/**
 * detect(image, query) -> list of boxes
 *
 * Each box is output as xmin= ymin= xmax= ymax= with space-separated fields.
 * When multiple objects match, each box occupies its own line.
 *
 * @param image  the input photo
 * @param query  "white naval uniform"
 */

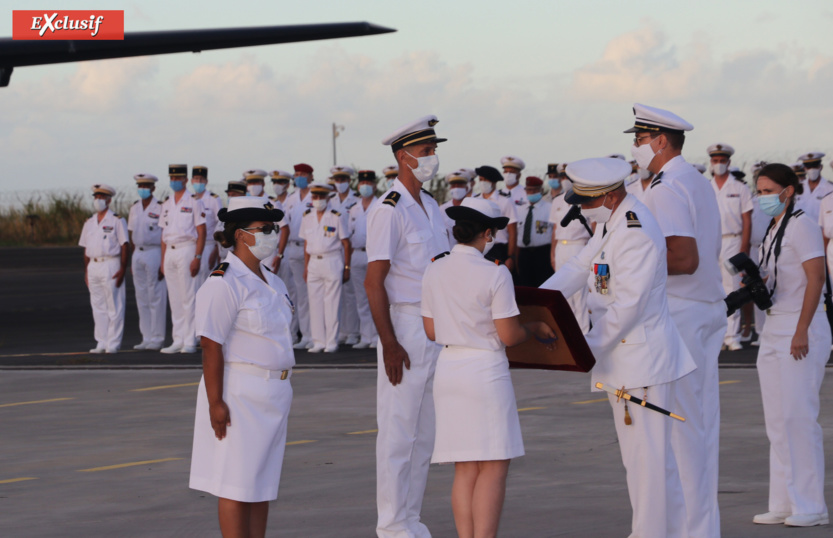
xmin=127 ymin=198 xmax=167 ymax=347
xmin=541 ymin=194 xmax=694 ymax=538
xmin=160 ymin=190 xmax=206 ymax=348
xmin=625 ymin=175 xmax=651 ymax=204
xmin=194 ymin=191 xmax=223 ymax=285
xmin=190 ymin=253 xmax=295 ymax=502
xmin=421 ymin=244 xmax=524 ymax=463
xmin=285 ymin=190 xmax=313 ymax=342
xmin=757 ymin=208 xmax=830 ymax=517
xmin=644 ymin=155 xmax=726 ymax=538
xmin=795 ymin=177 xmax=833 ymax=223
xmin=750 ymin=197 xmax=771 ymax=335
xmin=439 ymin=199 xmax=457 ymax=248
xmin=475 ymin=190 xmax=518 ymax=246
xmin=367 ymin=179 xmax=450 ymax=538
xmin=300 ymin=205 xmax=350 ymax=350
xmin=331 ymin=192 xmax=361 ymax=342
xmin=349 ymin=197 xmax=378 ymax=345
xmin=548 ymin=192 xmax=591 ymax=333
xmin=79 ymin=210 xmax=128 ymax=351
xmin=711 ymin=175 xmax=753 ymax=347
xmin=817 ymin=191 xmax=833 ymax=284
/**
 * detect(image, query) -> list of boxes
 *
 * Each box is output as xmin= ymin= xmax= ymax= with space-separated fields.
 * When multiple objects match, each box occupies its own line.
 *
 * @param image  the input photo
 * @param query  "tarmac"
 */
xmin=2 ymin=247 xmax=833 ymax=537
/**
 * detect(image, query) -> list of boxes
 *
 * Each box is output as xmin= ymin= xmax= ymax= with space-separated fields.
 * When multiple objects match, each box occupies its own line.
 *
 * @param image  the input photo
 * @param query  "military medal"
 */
xmin=594 ymin=263 xmax=610 ymax=295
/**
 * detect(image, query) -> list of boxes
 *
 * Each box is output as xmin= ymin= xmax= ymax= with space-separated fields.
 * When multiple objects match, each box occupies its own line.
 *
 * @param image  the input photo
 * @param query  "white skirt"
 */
xmin=189 ymin=366 xmax=293 ymax=502
xmin=432 ymin=346 xmax=524 ymax=463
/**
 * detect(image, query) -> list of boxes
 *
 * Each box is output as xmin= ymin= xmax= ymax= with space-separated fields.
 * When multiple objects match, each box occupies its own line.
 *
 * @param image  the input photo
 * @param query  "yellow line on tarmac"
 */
xmin=571 ymin=398 xmax=609 ymax=405
xmin=347 ymin=429 xmax=378 ymax=435
xmin=0 ymin=397 xmax=74 ymax=408
xmin=719 ymin=380 xmax=741 ymax=385
xmin=78 ymin=458 xmax=183 ymax=472
xmin=286 ymin=440 xmax=317 ymax=446
xmin=131 ymin=382 xmax=199 ymax=392
xmin=518 ymin=406 xmax=547 ymax=412
xmin=0 ymin=477 xmax=38 ymax=484
xmin=0 ymin=350 xmax=141 ymax=358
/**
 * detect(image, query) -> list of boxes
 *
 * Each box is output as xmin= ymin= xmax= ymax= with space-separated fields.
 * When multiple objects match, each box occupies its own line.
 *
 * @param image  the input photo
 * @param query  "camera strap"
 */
xmin=760 ymin=202 xmax=797 ymax=299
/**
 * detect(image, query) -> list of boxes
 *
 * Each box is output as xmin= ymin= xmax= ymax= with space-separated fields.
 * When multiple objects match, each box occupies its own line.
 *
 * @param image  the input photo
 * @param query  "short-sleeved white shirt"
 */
xmin=795 ymin=178 xmax=833 ymax=223
xmin=299 ymin=205 xmax=349 ymax=255
xmin=329 ymin=191 xmax=359 ymax=214
xmin=195 ymin=191 xmax=223 ymax=241
xmin=366 ymin=179 xmax=450 ymax=305
xmin=711 ymin=176 xmax=753 ymax=236
xmin=160 ymin=190 xmax=206 ymax=245
xmin=127 ymin=198 xmax=163 ymax=248
xmin=285 ymin=190 xmax=312 ymax=242
xmin=475 ymin=190 xmax=518 ymax=244
xmin=516 ymin=199 xmax=553 ymax=247
xmin=79 ymin=210 xmax=128 ymax=257
xmin=349 ymin=197 xmax=375 ymax=249
xmin=195 ymin=253 xmax=295 ymax=370
xmin=625 ymin=176 xmax=650 ymax=204
xmin=421 ymin=244 xmax=520 ymax=351
xmin=760 ymin=211 xmax=825 ymax=314
xmin=439 ymin=200 xmax=458 ymax=248
xmin=548 ymin=192 xmax=591 ymax=242
xmin=506 ymin=185 xmax=527 ymax=208
xmin=817 ymin=191 xmax=833 ymax=240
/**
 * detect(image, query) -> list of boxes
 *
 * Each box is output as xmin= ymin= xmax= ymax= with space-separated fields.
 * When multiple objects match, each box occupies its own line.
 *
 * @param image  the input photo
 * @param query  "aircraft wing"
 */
xmin=0 ymin=21 xmax=395 ymax=86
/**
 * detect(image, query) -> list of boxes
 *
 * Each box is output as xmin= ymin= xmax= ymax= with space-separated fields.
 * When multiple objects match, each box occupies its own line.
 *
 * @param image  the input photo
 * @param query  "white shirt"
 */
xmin=548 ymin=192 xmax=591 ymax=242
xmin=195 ymin=253 xmax=295 ymax=370
xmin=506 ymin=185 xmax=527 ymax=208
xmin=194 ymin=191 xmax=223 ymax=241
xmin=475 ymin=190 xmax=518 ymax=244
xmin=760 ymin=210 xmax=825 ymax=314
xmin=625 ymin=176 xmax=651 ymax=204
xmin=439 ymin=200 xmax=458 ymax=248
xmin=79 ymin=210 xmax=128 ymax=257
xmin=796 ymin=178 xmax=833 ymax=223
xmin=517 ymin=199 xmax=553 ymax=248
xmin=422 ymin=244 xmax=519 ymax=351
xmin=299 ymin=205 xmax=349 ymax=255
xmin=127 ymin=198 xmax=163 ymax=248
xmin=160 ymin=190 xmax=207 ymax=245
xmin=710 ymin=175 xmax=753 ymax=236
xmin=818 ymin=191 xmax=833 ymax=240
xmin=285 ymin=190 xmax=312 ymax=242
xmin=349 ymin=197 xmax=375 ymax=249
xmin=643 ymin=155 xmax=724 ymax=303
xmin=366 ymin=179 xmax=451 ymax=305
xmin=329 ymin=191 xmax=360 ymax=214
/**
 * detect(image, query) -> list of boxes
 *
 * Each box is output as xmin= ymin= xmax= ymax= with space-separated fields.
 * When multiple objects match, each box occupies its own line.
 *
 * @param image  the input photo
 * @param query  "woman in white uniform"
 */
xmin=753 ymin=163 xmax=830 ymax=528
xmin=189 ymin=197 xmax=295 ymax=538
xmin=421 ymin=197 xmax=555 ymax=538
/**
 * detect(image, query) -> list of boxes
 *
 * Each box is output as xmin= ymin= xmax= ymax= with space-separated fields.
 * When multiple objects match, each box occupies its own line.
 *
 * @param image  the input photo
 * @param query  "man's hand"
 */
xmin=343 ymin=268 xmax=350 ymax=283
xmin=113 ymin=268 xmax=125 ymax=288
xmin=383 ymin=339 xmax=411 ymax=386
xmin=209 ymin=400 xmax=231 ymax=440
xmin=190 ymin=257 xmax=200 ymax=277
xmin=157 ymin=267 xmax=164 ymax=281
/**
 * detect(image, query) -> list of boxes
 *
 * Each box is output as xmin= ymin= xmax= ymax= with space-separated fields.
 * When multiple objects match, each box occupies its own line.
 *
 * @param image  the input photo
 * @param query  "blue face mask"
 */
xmin=294 ymin=176 xmax=309 ymax=189
xmin=527 ymin=193 xmax=543 ymax=204
xmin=170 ymin=180 xmax=184 ymax=192
xmin=192 ymin=182 xmax=206 ymax=194
xmin=547 ymin=178 xmax=560 ymax=190
xmin=358 ymin=184 xmax=375 ymax=198
xmin=759 ymin=190 xmax=786 ymax=217
xmin=137 ymin=188 xmax=152 ymax=200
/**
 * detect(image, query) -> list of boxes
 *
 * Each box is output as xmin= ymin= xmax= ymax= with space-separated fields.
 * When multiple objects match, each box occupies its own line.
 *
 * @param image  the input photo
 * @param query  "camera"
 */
xmin=724 ymin=252 xmax=772 ymax=317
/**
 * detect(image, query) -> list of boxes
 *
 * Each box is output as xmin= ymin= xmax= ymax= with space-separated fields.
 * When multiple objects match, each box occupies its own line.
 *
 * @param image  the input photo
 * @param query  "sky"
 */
xmin=1 ymin=0 xmax=832 ymax=200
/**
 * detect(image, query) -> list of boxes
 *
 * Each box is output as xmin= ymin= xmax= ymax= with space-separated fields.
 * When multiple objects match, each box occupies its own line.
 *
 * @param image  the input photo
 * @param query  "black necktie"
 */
xmin=523 ymin=204 xmax=534 ymax=246
xmin=602 ymin=224 xmax=607 ymax=237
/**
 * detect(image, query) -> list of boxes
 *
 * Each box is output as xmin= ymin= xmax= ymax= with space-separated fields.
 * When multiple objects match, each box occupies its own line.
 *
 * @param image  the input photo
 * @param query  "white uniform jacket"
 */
xmin=796 ymin=177 xmax=833 ymax=223
xmin=540 ymin=194 xmax=695 ymax=390
xmin=127 ymin=198 xmax=163 ymax=248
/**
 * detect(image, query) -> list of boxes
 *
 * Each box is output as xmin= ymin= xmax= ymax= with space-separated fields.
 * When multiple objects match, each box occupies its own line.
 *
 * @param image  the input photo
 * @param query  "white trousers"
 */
xmin=376 ymin=305 xmax=440 ymax=538
xmin=88 ymin=257 xmax=125 ymax=351
xmin=164 ymin=242 xmax=199 ymax=348
xmin=749 ymin=244 xmax=767 ymax=334
xmin=277 ymin=254 xmax=299 ymax=338
xmin=757 ymin=310 xmax=830 ymax=515
xmin=351 ymin=249 xmax=377 ymax=343
xmin=196 ymin=239 xmax=216 ymax=288
xmin=132 ymin=247 xmax=167 ymax=346
xmin=555 ymin=241 xmax=590 ymax=333
xmin=287 ymin=242 xmax=311 ymax=340
xmin=339 ymin=258 xmax=360 ymax=339
xmin=307 ymin=253 xmax=343 ymax=349
xmin=668 ymin=296 xmax=726 ymax=538
xmin=609 ymin=381 xmax=686 ymax=538
xmin=720 ymin=235 xmax=743 ymax=346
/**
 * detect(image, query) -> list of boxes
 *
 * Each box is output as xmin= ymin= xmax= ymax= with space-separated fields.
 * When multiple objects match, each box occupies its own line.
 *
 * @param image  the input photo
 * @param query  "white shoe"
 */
xmin=105 ymin=348 xmax=119 ymax=354
xmin=752 ymin=340 xmax=760 ymax=347
xmin=160 ymin=344 xmax=183 ymax=354
xmin=180 ymin=346 xmax=198 ymax=354
xmin=345 ymin=335 xmax=360 ymax=346
xmin=89 ymin=346 xmax=106 ymax=354
xmin=352 ymin=340 xmax=371 ymax=349
xmin=728 ymin=342 xmax=743 ymax=351
xmin=740 ymin=332 xmax=753 ymax=343
xmin=323 ymin=345 xmax=338 ymax=353
xmin=144 ymin=343 xmax=163 ymax=351
xmin=785 ymin=513 xmax=829 ymax=527
xmin=133 ymin=342 xmax=148 ymax=350
xmin=753 ymin=511 xmax=791 ymax=524
xmin=293 ymin=338 xmax=311 ymax=350
xmin=369 ymin=341 xmax=377 ymax=349
xmin=308 ymin=345 xmax=325 ymax=353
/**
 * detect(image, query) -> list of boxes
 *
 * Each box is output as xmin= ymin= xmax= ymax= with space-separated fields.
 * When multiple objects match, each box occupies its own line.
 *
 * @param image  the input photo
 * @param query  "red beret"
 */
xmin=525 ymin=176 xmax=543 ymax=187
xmin=294 ymin=163 xmax=313 ymax=174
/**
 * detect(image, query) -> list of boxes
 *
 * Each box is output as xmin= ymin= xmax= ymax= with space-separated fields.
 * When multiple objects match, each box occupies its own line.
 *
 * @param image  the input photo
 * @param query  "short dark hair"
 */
xmin=214 ymin=221 xmax=253 ymax=249
xmin=661 ymin=130 xmax=685 ymax=151
xmin=452 ymin=219 xmax=494 ymax=245
xmin=758 ymin=163 xmax=803 ymax=195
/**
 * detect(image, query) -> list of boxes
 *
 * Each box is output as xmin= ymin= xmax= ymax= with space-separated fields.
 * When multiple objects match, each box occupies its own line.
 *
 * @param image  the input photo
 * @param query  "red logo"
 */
xmin=13 ymin=10 xmax=124 ymax=40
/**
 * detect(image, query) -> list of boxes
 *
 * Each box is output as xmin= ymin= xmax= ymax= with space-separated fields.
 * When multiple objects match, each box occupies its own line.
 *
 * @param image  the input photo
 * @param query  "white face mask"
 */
xmin=503 ymin=172 xmax=518 ymax=186
xmin=405 ymin=151 xmax=439 ymax=183
xmin=335 ymin=182 xmax=350 ymax=194
xmin=712 ymin=163 xmax=728 ymax=176
xmin=482 ymin=231 xmax=495 ymax=255
xmin=93 ymin=198 xmax=108 ymax=213
xmin=479 ymin=181 xmax=494 ymax=195
xmin=807 ymin=168 xmax=821 ymax=181
xmin=582 ymin=194 xmax=612 ymax=224
xmin=242 ymin=230 xmax=279 ymax=261
xmin=272 ymin=183 xmax=286 ymax=196
xmin=631 ymin=140 xmax=657 ymax=171
xmin=247 ymin=184 xmax=264 ymax=196
xmin=312 ymin=199 xmax=328 ymax=212
xmin=637 ymin=168 xmax=652 ymax=180
xmin=449 ymin=187 xmax=467 ymax=201
xmin=386 ymin=178 xmax=395 ymax=190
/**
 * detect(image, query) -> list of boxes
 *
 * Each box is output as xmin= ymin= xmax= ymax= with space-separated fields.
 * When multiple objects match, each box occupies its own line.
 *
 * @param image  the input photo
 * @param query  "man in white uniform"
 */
xmin=516 ymin=176 xmax=553 ymax=287
xmin=366 ymin=115 xmax=451 ymax=538
xmin=708 ymin=143 xmax=752 ymax=351
xmin=191 ymin=165 xmax=221 ymax=285
xmin=269 ymin=169 xmax=294 ymax=295
xmin=80 ymin=184 xmax=128 ymax=353
xmin=301 ymin=182 xmax=351 ymax=353
xmin=795 ymin=152 xmax=832 ymax=222
xmin=625 ymin=160 xmax=654 ymax=204
xmin=127 ymin=174 xmax=167 ymax=350
xmin=629 ymin=104 xmax=726 ymax=538
xmin=160 ymin=164 xmax=207 ymax=354
xmin=349 ymin=170 xmax=380 ymax=349
xmin=216 ymin=180 xmax=246 ymax=261
xmin=541 ymin=157 xmax=694 ymax=538
xmin=286 ymin=163 xmax=314 ymax=349
xmin=473 ymin=165 xmax=518 ymax=270
xmin=329 ymin=165 xmax=361 ymax=346
xmin=382 ymin=165 xmax=398 ymax=192
xmin=500 ymin=155 xmax=527 ymax=208
xmin=439 ymin=171 xmax=470 ymax=247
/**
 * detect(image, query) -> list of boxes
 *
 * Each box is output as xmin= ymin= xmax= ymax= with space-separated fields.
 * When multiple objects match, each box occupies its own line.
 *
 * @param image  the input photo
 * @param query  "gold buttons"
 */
xmin=621 ymin=339 xmax=626 ymax=343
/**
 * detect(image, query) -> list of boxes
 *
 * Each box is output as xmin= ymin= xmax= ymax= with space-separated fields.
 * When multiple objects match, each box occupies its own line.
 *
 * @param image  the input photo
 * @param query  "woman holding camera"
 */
xmin=753 ymin=163 xmax=830 ymax=527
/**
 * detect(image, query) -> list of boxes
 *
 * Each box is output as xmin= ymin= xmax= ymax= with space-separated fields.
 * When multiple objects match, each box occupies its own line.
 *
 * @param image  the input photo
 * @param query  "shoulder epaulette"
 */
xmin=304 ymin=208 xmax=312 ymax=215
xmin=431 ymin=251 xmax=450 ymax=262
xmin=650 ymin=177 xmax=662 ymax=189
xmin=132 ymin=200 xmax=139 ymax=205
xmin=211 ymin=192 xmax=219 ymax=197
xmin=626 ymin=211 xmax=641 ymax=228
xmin=822 ymin=191 xmax=833 ymax=199
xmin=330 ymin=209 xmax=341 ymax=216
xmin=793 ymin=209 xmax=805 ymax=218
xmin=210 ymin=262 xmax=229 ymax=277
xmin=421 ymin=189 xmax=434 ymax=199
xmin=383 ymin=191 xmax=401 ymax=207
xmin=499 ymin=190 xmax=510 ymax=198
xmin=162 ymin=196 xmax=169 ymax=202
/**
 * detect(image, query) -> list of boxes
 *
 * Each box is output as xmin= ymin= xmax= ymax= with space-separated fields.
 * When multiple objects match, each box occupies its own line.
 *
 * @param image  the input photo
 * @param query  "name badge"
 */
xmin=594 ymin=263 xmax=610 ymax=295
xmin=102 ymin=226 xmax=113 ymax=233
xmin=181 ymin=207 xmax=192 ymax=213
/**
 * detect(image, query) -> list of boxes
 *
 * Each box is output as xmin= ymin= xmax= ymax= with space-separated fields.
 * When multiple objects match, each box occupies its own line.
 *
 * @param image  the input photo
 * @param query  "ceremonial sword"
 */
xmin=594 ymin=382 xmax=686 ymax=422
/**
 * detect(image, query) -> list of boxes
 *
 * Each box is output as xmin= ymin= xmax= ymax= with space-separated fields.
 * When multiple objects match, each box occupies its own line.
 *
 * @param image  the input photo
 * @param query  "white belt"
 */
xmin=168 ymin=240 xmax=196 ymax=250
xmin=391 ymin=303 xmax=421 ymax=316
xmin=558 ymin=239 xmax=586 ymax=245
xmin=311 ymin=251 xmax=340 ymax=259
xmin=91 ymin=256 xmax=117 ymax=262
xmin=722 ymin=233 xmax=740 ymax=238
xmin=136 ymin=245 xmax=160 ymax=251
xmin=226 ymin=361 xmax=291 ymax=380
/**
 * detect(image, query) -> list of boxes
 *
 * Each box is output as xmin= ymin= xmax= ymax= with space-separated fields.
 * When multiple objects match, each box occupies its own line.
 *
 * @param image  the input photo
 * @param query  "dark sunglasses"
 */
xmin=242 ymin=224 xmax=277 ymax=235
